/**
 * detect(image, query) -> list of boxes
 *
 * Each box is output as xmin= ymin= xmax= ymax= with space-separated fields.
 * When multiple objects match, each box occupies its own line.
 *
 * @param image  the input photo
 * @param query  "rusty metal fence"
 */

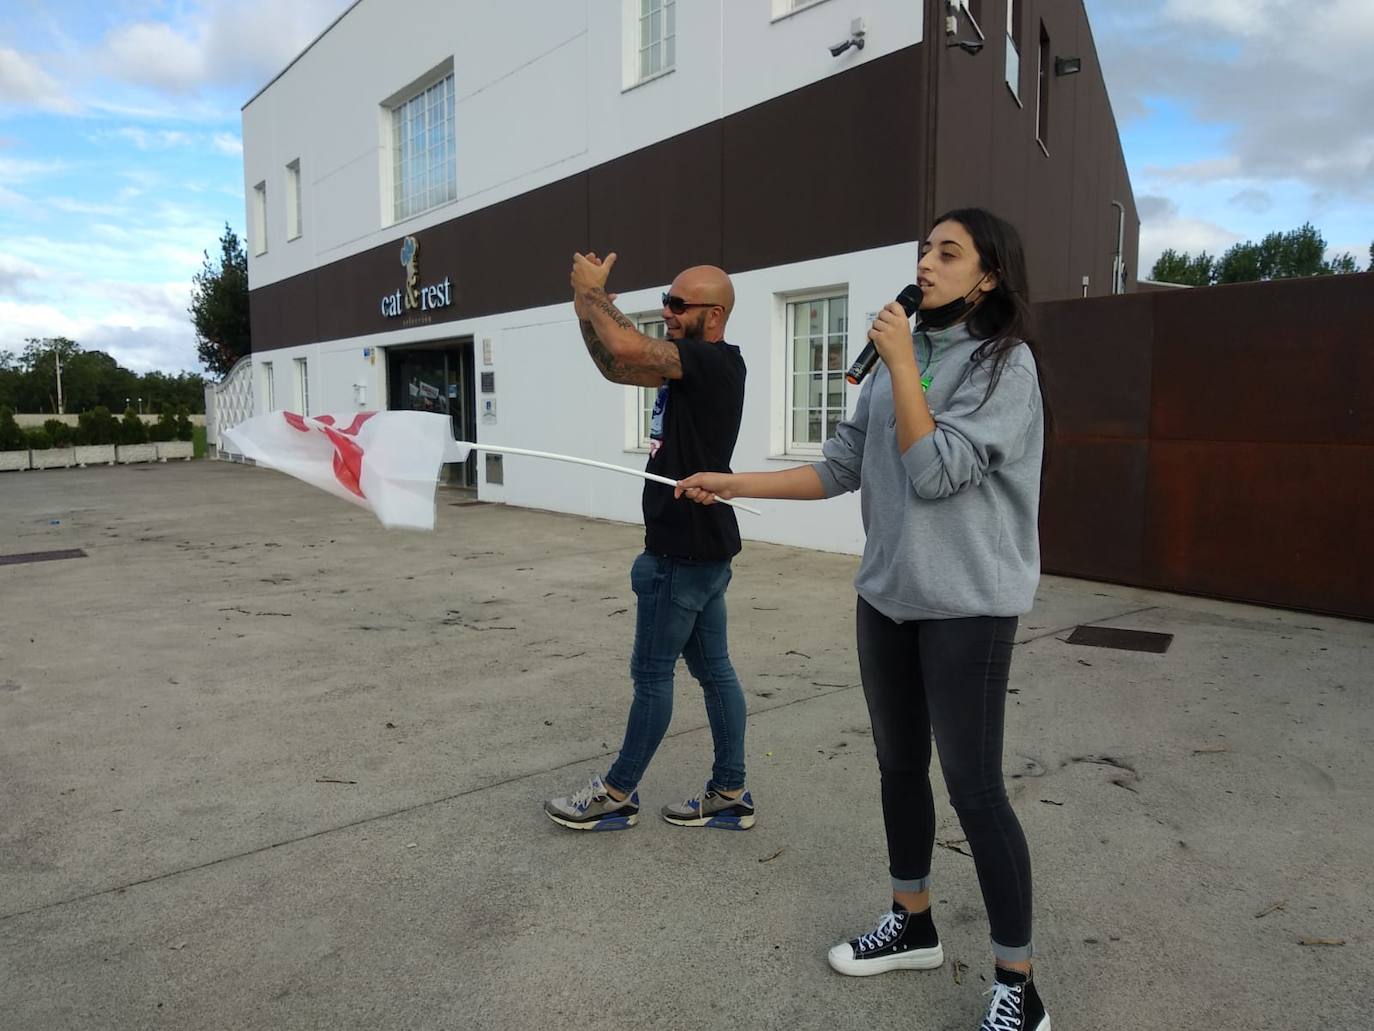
xmin=1036 ymin=271 xmax=1374 ymax=620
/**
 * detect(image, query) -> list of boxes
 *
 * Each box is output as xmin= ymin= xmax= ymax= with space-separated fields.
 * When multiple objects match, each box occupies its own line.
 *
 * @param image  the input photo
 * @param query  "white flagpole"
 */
xmin=444 ymin=440 xmax=763 ymax=516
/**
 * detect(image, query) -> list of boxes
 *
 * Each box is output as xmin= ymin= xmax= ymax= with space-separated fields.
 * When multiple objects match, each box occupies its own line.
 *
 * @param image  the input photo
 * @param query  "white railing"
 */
xmin=207 ymin=354 xmax=254 ymax=458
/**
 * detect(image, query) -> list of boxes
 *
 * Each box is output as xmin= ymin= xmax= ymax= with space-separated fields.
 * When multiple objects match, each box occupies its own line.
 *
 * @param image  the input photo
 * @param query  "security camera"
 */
xmin=948 ymin=38 xmax=983 ymax=55
xmin=829 ymin=36 xmax=865 ymax=57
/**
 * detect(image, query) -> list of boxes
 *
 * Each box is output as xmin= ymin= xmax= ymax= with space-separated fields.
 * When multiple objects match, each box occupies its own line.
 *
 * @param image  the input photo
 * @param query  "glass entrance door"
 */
xmin=386 ymin=339 xmax=476 ymax=486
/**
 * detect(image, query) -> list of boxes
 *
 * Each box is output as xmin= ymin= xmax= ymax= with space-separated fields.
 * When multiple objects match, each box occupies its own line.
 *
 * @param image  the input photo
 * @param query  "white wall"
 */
xmin=258 ymin=240 xmax=920 ymax=557
xmin=243 ymin=0 xmax=922 ymax=289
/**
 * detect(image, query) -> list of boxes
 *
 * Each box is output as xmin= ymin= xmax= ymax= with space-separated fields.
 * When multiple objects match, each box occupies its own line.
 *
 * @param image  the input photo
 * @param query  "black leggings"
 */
xmin=855 ymin=596 xmax=1033 ymax=961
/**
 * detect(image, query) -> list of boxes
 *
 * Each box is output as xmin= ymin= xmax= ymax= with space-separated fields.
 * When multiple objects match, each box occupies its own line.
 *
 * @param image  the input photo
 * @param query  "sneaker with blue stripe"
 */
xmin=543 ymin=774 xmax=639 ymax=831
xmin=661 ymin=784 xmax=755 ymax=830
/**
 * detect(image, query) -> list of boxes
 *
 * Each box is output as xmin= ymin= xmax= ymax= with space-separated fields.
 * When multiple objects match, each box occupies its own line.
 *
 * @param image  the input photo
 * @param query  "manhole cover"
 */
xmin=1064 ymin=626 xmax=1173 ymax=653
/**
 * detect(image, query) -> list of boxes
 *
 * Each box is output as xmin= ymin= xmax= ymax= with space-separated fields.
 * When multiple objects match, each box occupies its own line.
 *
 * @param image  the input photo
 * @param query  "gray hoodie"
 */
xmin=811 ymin=321 xmax=1044 ymax=621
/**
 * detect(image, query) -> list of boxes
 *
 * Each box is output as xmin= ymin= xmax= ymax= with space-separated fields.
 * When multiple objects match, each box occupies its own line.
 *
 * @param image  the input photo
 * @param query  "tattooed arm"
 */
xmin=578 ymin=286 xmax=683 ymax=387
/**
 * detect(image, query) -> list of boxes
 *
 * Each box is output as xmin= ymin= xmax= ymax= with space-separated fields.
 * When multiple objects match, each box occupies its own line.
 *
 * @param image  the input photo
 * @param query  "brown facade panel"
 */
xmin=1144 ymin=441 xmax=1374 ymax=619
xmin=1037 ymin=293 xmax=1152 ymax=437
xmin=249 ymin=269 xmax=317 ymax=351
xmin=721 ymin=47 xmax=927 ymax=275
xmin=587 ymin=122 xmax=723 ymax=297
xmin=1040 ymin=439 xmax=1149 ymax=583
xmin=933 ymin=0 xmax=1137 ymax=303
xmin=1151 ymin=273 xmax=1374 ymax=445
xmin=449 ymin=173 xmax=590 ymax=319
xmin=251 ymin=46 xmax=931 ymax=353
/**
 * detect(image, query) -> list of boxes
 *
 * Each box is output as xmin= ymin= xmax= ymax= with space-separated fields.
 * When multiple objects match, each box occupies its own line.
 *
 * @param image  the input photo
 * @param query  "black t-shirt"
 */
xmin=643 ymin=336 xmax=746 ymax=561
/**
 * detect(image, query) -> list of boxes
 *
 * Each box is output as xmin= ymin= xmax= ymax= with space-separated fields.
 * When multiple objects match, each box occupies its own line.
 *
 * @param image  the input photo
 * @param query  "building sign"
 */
xmin=380 ymin=235 xmax=452 ymax=318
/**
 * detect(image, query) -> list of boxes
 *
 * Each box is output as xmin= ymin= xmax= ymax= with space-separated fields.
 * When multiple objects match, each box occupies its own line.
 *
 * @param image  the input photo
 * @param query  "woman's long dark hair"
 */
xmin=932 ymin=208 xmax=1052 ymax=441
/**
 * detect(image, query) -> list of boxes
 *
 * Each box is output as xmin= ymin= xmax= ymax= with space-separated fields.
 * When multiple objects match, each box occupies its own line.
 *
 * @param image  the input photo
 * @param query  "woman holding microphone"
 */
xmin=677 ymin=209 xmax=1050 ymax=1031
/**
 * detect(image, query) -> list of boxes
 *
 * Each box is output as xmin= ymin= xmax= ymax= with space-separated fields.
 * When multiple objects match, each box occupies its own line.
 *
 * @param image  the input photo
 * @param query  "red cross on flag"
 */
xmin=222 ymin=410 xmax=452 ymax=529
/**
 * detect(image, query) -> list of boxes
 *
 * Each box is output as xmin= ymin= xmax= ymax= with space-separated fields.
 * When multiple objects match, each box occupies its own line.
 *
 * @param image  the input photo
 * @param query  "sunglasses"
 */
xmin=661 ymin=293 xmax=719 ymax=315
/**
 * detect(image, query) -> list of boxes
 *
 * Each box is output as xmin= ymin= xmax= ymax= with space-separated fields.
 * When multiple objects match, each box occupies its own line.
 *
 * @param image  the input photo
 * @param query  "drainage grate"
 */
xmin=1065 ymin=626 xmax=1173 ymax=654
xmin=0 ymin=548 xmax=88 ymax=567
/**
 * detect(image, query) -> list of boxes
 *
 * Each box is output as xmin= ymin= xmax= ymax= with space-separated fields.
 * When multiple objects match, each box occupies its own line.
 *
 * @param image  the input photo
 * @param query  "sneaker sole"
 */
xmin=543 ymin=809 xmax=639 ymax=831
xmin=661 ymin=812 xmax=755 ymax=830
xmin=826 ymin=942 xmax=944 ymax=976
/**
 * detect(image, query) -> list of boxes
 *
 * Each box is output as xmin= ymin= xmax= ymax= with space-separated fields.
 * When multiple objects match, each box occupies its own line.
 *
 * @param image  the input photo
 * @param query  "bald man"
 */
xmin=544 ymin=253 xmax=755 ymax=833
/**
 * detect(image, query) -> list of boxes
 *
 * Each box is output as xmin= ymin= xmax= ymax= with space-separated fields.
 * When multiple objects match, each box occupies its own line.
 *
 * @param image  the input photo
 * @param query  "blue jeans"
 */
xmin=605 ymin=551 xmax=747 ymax=794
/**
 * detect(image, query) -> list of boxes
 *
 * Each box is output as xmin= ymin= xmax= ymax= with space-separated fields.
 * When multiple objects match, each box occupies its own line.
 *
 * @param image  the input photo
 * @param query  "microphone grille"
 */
xmin=896 ymin=284 xmax=923 ymax=316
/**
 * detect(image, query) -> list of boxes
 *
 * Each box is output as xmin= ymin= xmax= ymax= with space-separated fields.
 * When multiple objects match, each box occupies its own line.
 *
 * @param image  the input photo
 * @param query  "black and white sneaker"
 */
xmin=980 ymin=968 xmax=1050 ymax=1031
xmin=543 ymin=774 xmax=639 ymax=831
xmin=827 ymin=901 xmax=944 ymax=976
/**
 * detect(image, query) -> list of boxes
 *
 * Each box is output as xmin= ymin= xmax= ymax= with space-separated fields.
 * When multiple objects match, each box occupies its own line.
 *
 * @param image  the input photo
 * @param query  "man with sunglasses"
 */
xmin=543 ymin=252 xmax=755 ymax=834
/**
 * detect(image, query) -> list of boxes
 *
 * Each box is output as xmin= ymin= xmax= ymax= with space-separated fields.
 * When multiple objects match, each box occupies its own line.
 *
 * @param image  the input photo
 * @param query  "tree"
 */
xmin=15 ymin=337 xmax=81 ymax=413
xmin=119 ymin=407 xmax=148 ymax=445
xmin=1150 ymin=248 xmax=1214 ymax=287
xmin=189 ymin=223 xmax=251 ymax=377
xmin=1151 ymin=222 xmax=1363 ymax=287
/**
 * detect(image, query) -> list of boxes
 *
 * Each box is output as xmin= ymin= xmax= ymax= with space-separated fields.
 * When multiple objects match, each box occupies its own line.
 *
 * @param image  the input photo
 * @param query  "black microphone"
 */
xmin=844 ymin=284 xmax=923 ymax=386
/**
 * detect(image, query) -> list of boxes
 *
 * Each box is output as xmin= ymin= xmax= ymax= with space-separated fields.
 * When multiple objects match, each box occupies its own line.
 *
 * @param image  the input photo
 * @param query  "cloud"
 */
xmin=212 ymin=133 xmax=243 ymax=156
xmin=112 ymin=127 xmax=197 ymax=150
xmin=1136 ymin=194 xmax=1177 ymax=222
xmin=0 ymin=155 xmax=66 ymax=182
xmin=1229 ymin=188 xmax=1273 ymax=214
xmin=0 ymin=281 xmax=201 ymax=374
xmin=0 ymin=46 xmax=78 ymax=113
xmin=99 ymin=0 xmax=355 ymax=100
xmin=1092 ymin=0 xmax=1374 ymax=200
xmin=0 ymin=254 xmax=42 ymax=299
xmin=102 ymin=23 xmax=208 ymax=95
xmin=1134 ymin=194 xmax=1241 ymax=273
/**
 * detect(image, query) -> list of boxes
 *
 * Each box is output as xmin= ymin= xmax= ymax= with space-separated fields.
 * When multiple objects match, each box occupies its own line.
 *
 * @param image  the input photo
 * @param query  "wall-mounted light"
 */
xmin=1054 ymin=56 xmax=1082 ymax=76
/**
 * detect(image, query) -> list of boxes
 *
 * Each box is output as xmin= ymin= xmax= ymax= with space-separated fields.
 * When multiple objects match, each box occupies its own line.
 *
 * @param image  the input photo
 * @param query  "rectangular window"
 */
xmin=635 ymin=316 xmax=667 ymax=448
xmin=1005 ymin=0 xmax=1021 ymax=103
xmin=285 ymin=160 xmax=302 ymax=240
xmin=1035 ymin=23 xmax=1050 ymax=151
xmin=261 ymin=361 xmax=275 ymax=411
xmin=391 ymin=72 xmax=456 ymax=222
xmin=294 ymin=357 xmax=309 ymax=417
xmin=635 ymin=0 xmax=676 ymax=83
xmin=251 ymin=181 xmax=267 ymax=255
xmin=786 ymin=292 xmax=848 ymax=454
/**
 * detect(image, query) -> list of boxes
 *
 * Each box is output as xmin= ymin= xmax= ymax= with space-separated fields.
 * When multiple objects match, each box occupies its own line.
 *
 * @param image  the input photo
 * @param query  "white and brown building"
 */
xmin=234 ymin=0 xmax=1137 ymax=553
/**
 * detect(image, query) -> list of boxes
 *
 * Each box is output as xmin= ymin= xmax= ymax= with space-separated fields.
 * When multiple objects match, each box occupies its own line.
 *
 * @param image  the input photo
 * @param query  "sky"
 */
xmin=1 ymin=0 xmax=1371 ymax=376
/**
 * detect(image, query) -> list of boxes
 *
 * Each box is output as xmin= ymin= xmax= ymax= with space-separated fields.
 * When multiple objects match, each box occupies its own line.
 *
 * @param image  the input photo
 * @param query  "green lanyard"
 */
xmin=918 ymin=332 xmax=935 ymax=392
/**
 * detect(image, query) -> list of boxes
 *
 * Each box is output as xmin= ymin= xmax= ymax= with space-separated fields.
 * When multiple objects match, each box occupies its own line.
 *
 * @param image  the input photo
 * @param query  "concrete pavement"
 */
xmin=1 ymin=461 xmax=1369 ymax=1030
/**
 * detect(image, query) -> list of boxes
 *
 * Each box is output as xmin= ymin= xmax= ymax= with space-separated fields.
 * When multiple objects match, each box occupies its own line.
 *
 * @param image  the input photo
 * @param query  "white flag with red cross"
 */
xmin=222 ymin=410 xmax=451 ymax=530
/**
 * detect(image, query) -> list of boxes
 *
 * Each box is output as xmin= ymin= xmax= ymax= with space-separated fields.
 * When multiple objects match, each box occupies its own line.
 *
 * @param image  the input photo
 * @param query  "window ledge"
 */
xmin=622 ymin=66 xmax=675 ymax=94
xmin=624 ymin=447 xmax=651 ymax=456
xmin=770 ymin=0 xmax=831 ymax=23
xmin=766 ymin=452 xmax=821 ymax=463
xmin=1005 ymin=81 xmax=1023 ymax=108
